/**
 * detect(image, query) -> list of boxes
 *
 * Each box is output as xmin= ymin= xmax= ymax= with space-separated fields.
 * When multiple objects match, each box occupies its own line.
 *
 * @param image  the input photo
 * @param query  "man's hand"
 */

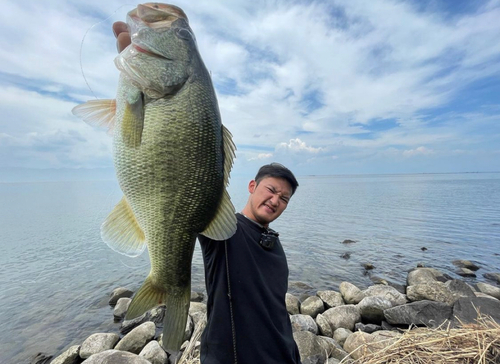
xmin=113 ymin=21 xmax=131 ymax=53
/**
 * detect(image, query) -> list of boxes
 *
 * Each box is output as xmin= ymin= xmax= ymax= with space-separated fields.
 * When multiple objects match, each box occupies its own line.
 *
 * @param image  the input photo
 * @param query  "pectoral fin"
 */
xmin=101 ymin=196 xmax=146 ymax=257
xmin=200 ymin=189 xmax=237 ymax=240
xmin=122 ymin=93 xmax=144 ymax=147
xmin=71 ymin=99 xmax=116 ymax=134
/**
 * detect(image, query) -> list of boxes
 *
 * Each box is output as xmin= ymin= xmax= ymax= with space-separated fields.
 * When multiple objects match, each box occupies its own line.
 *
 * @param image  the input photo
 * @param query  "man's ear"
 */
xmin=248 ymin=180 xmax=256 ymax=193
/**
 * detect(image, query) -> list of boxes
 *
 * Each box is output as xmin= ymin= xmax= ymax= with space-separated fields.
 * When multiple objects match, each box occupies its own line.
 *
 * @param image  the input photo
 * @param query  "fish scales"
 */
xmin=72 ymin=2 xmax=237 ymax=354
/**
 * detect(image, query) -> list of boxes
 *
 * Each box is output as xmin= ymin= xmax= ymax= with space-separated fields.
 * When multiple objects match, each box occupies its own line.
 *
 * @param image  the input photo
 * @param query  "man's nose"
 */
xmin=269 ymin=194 xmax=279 ymax=205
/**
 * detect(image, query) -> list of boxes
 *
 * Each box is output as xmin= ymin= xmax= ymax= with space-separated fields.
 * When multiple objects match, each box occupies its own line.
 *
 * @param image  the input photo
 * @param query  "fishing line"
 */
xmin=79 ymin=4 xmax=135 ymax=99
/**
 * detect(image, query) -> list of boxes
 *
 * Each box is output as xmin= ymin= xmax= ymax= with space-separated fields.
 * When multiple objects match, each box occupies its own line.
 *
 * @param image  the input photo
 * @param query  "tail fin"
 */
xmin=125 ymin=275 xmax=167 ymax=320
xmin=162 ymin=286 xmax=191 ymax=353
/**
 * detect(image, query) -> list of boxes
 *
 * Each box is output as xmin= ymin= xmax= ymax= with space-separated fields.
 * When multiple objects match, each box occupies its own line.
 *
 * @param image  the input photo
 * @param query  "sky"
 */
xmin=1 ymin=0 xmax=499 ymax=181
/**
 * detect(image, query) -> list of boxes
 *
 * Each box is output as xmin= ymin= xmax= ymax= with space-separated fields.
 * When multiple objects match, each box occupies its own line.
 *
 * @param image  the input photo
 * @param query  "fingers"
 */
xmin=113 ymin=21 xmax=131 ymax=53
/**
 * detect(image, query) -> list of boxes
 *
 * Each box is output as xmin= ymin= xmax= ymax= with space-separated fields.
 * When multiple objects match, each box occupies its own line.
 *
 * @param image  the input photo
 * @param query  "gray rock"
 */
xmin=474 ymin=292 xmax=500 ymax=300
xmin=184 ymin=315 xmax=194 ymax=342
xmin=406 ymin=282 xmax=455 ymax=305
xmin=407 ymin=267 xmax=451 ymax=286
xmin=316 ymin=336 xmax=349 ymax=361
xmin=189 ymin=302 xmax=207 ymax=328
xmin=452 ymin=260 xmax=480 ymax=271
xmin=80 ymin=333 xmax=120 ymax=359
xmin=301 ymin=296 xmax=325 ymax=318
xmin=190 ymin=291 xmax=204 ymax=302
xmin=114 ymin=297 xmax=132 ymax=320
xmin=82 ymin=350 xmax=150 ymax=364
xmin=121 ymin=305 xmax=165 ymax=334
xmin=290 ymin=314 xmax=319 ymax=334
xmin=31 ymin=353 xmax=52 ymax=364
xmin=109 ymin=287 xmax=134 ymax=306
xmin=50 ymin=345 xmax=80 ymax=364
xmin=362 ymin=285 xmax=407 ymax=306
xmin=483 ymin=272 xmax=500 ymax=284
xmin=115 ymin=321 xmax=156 ymax=354
xmin=444 ymin=280 xmax=476 ymax=302
xmin=344 ymin=331 xmax=401 ymax=360
xmin=354 ymin=323 xmax=382 ymax=334
xmin=139 ymin=340 xmax=168 ymax=364
xmin=286 ymin=293 xmax=301 ymax=315
xmin=452 ymin=297 xmax=500 ymax=326
xmin=333 ymin=328 xmax=352 ymax=347
xmin=316 ymin=313 xmax=333 ymax=337
xmin=457 ymin=268 xmax=476 ymax=277
xmin=293 ymin=331 xmax=327 ymax=364
xmin=339 ymin=282 xmax=365 ymax=304
xmin=341 ymin=239 xmax=356 ymax=244
xmin=357 ymin=296 xmax=393 ymax=324
xmin=317 ymin=291 xmax=344 ymax=309
xmin=476 ymin=282 xmax=500 ymax=300
xmin=323 ymin=305 xmax=361 ymax=331
xmin=384 ymin=300 xmax=452 ymax=328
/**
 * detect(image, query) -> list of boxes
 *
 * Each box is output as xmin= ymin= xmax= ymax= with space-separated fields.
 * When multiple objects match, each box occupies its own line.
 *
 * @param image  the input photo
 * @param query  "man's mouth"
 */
xmin=263 ymin=203 xmax=276 ymax=213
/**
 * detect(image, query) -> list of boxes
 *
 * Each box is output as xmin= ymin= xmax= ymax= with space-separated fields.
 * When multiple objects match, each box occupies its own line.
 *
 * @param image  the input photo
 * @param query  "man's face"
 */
xmin=244 ymin=176 xmax=293 ymax=226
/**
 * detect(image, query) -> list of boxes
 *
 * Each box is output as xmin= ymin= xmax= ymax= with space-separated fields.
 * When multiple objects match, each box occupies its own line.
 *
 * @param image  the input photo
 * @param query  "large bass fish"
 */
xmin=72 ymin=3 xmax=237 ymax=352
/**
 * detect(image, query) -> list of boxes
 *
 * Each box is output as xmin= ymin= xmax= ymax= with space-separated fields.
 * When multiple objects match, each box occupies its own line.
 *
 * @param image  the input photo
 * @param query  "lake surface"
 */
xmin=1 ymin=173 xmax=499 ymax=363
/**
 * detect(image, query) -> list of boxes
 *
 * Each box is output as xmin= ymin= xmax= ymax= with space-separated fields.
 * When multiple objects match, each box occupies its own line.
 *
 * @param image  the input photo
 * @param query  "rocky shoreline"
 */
xmin=40 ymin=263 xmax=500 ymax=364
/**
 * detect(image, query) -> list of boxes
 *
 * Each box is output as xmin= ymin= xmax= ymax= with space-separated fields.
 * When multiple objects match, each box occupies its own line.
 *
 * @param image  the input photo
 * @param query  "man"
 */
xmin=113 ymin=22 xmax=301 ymax=364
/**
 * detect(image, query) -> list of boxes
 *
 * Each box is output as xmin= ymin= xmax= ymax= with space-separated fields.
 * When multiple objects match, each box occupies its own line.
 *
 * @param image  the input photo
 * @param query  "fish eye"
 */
xmin=176 ymin=28 xmax=193 ymax=40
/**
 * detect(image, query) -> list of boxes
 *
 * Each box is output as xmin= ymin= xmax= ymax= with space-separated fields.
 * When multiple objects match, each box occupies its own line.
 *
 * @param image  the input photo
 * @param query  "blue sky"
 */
xmin=0 ymin=0 xmax=499 ymax=180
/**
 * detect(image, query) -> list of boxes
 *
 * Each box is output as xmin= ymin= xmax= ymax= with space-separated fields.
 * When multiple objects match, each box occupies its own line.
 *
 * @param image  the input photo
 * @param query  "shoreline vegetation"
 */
xmin=40 ymin=263 xmax=500 ymax=364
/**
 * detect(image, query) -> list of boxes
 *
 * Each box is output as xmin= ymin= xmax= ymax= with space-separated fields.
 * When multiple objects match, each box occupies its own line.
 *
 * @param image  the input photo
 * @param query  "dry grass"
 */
xmin=341 ymin=315 xmax=500 ymax=364
xmin=177 ymin=316 xmax=206 ymax=364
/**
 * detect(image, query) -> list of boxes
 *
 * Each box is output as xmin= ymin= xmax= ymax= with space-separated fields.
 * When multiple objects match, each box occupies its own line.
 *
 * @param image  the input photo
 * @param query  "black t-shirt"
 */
xmin=199 ymin=213 xmax=301 ymax=364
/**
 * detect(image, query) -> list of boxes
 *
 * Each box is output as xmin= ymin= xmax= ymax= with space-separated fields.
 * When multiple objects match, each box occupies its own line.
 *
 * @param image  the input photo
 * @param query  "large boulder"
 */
xmin=50 ymin=345 xmax=80 ymax=364
xmin=286 ymin=293 xmax=301 ymax=315
xmin=357 ymin=296 xmax=393 ymax=324
xmin=139 ymin=340 xmax=168 ymax=364
xmin=317 ymin=291 xmax=344 ymax=309
xmin=407 ymin=268 xmax=451 ymax=286
xmin=383 ymin=300 xmax=452 ymax=328
xmin=444 ymin=280 xmax=476 ymax=302
xmin=315 ymin=314 xmax=333 ymax=338
xmin=80 ymin=333 xmax=120 ymax=359
xmin=339 ymin=282 xmax=365 ymax=304
xmin=293 ymin=331 xmax=327 ymax=364
xmin=406 ymin=282 xmax=455 ymax=305
xmin=476 ymin=282 xmax=500 ymax=300
xmin=291 ymin=314 xmax=318 ymax=334
xmin=344 ymin=331 xmax=401 ymax=360
xmin=452 ymin=297 xmax=500 ymax=326
xmin=109 ymin=287 xmax=134 ymax=306
xmin=333 ymin=328 xmax=352 ymax=347
xmin=323 ymin=305 xmax=361 ymax=331
xmin=362 ymin=285 xmax=407 ymax=306
xmin=115 ymin=321 xmax=156 ymax=354
xmin=301 ymin=296 xmax=325 ymax=318
xmin=82 ymin=350 xmax=150 ymax=364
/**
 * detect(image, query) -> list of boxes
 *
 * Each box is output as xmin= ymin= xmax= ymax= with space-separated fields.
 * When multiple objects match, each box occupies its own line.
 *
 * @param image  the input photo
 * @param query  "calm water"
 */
xmin=1 ymin=173 xmax=499 ymax=363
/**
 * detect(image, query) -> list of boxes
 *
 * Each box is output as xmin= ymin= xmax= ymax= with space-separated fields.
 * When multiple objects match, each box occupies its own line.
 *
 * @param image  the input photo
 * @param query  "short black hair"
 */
xmin=254 ymin=163 xmax=299 ymax=195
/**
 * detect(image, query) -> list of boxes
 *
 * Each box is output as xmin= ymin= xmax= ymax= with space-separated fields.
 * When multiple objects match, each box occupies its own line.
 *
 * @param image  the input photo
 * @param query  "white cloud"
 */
xmin=403 ymin=146 xmax=434 ymax=157
xmin=276 ymin=138 xmax=325 ymax=154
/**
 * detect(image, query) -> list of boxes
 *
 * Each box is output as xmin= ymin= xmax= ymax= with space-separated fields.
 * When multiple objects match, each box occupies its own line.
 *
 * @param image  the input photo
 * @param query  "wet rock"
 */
xmin=121 ymin=305 xmax=165 ymax=334
xmin=30 ymin=353 xmax=52 ymax=364
xmin=407 ymin=267 xmax=451 ymax=286
xmin=457 ymin=267 xmax=476 ymax=277
xmin=301 ymin=296 xmax=325 ymax=318
xmin=291 ymin=314 xmax=319 ymax=334
xmin=286 ymin=293 xmax=301 ymax=315
xmin=406 ymin=282 xmax=455 ymax=305
xmin=293 ymin=331 xmax=327 ymax=364
xmin=316 ymin=313 xmax=333 ymax=337
xmin=333 ymin=328 xmax=352 ymax=347
xmin=362 ymin=263 xmax=375 ymax=270
xmin=323 ymin=305 xmax=361 ymax=331
xmin=340 ymin=252 xmax=351 ymax=260
xmin=444 ymin=279 xmax=476 ymax=302
xmin=362 ymin=285 xmax=407 ymax=306
xmin=341 ymin=239 xmax=356 ymax=244
xmin=476 ymin=282 xmax=500 ymax=300
xmin=354 ymin=323 xmax=382 ymax=334
xmin=452 ymin=260 xmax=480 ymax=271
xmin=81 ymin=350 xmax=150 ymax=363
xmin=316 ymin=336 xmax=349 ymax=361
xmin=115 ymin=321 xmax=156 ymax=354
xmin=80 ymin=333 xmax=120 ymax=359
xmin=139 ymin=340 xmax=168 ymax=364
xmin=483 ymin=272 xmax=500 ymax=284
xmin=452 ymin=297 xmax=500 ymax=326
xmin=339 ymin=282 xmax=365 ymax=304
xmin=114 ymin=297 xmax=132 ymax=320
xmin=50 ymin=345 xmax=80 ymax=364
xmin=384 ymin=300 xmax=452 ymax=328
xmin=357 ymin=296 xmax=392 ymax=324
xmin=317 ymin=290 xmax=344 ymax=309
xmin=289 ymin=281 xmax=316 ymax=296
xmin=109 ymin=287 xmax=134 ymax=306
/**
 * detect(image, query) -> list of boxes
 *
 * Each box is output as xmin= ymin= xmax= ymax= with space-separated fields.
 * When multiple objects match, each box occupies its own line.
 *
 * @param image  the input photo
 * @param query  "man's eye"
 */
xmin=281 ymin=197 xmax=289 ymax=204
